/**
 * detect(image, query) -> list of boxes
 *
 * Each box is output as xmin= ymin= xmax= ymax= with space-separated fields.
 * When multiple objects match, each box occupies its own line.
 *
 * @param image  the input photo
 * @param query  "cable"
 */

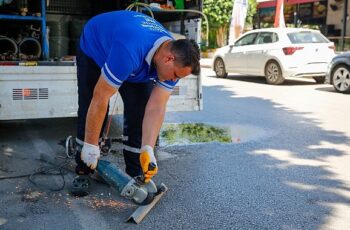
xmin=0 ymin=157 xmax=45 ymax=180
xmin=0 ymin=174 xmax=32 ymax=180
xmin=0 ymin=157 xmax=71 ymax=192
xmin=28 ymin=159 xmax=70 ymax=192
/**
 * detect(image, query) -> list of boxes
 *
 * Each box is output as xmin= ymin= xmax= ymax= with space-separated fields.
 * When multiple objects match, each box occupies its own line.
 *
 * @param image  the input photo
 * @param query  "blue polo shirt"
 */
xmin=80 ymin=10 xmax=178 ymax=91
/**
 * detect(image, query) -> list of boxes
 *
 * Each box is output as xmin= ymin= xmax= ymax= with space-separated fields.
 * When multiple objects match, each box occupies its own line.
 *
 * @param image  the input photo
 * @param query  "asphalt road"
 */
xmin=1 ymin=68 xmax=350 ymax=229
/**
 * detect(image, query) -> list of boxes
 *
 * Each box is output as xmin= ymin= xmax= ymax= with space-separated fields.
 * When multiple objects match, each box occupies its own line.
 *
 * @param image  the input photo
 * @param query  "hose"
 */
xmin=126 ymin=2 xmax=154 ymax=18
xmin=0 ymin=36 xmax=18 ymax=60
xmin=0 ymin=0 xmax=13 ymax=6
xmin=18 ymin=37 xmax=42 ymax=60
xmin=126 ymin=2 xmax=209 ymax=46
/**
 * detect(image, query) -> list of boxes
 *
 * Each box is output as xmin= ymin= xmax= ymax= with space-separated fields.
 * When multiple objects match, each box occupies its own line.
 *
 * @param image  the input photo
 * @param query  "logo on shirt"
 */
xmin=134 ymin=15 xmax=167 ymax=33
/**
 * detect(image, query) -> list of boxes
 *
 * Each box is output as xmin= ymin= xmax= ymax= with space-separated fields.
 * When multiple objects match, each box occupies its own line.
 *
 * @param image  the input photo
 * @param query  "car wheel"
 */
xmin=331 ymin=64 xmax=350 ymax=94
xmin=313 ymin=76 xmax=325 ymax=84
xmin=265 ymin=61 xmax=285 ymax=85
xmin=214 ymin=58 xmax=228 ymax=78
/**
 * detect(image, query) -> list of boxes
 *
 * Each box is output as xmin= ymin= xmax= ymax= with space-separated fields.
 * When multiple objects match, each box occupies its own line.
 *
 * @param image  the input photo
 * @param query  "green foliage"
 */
xmin=202 ymin=0 xmax=257 ymax=48
xmin=208 ymin=29 xmax=218 ymax=49
xmin=203 ymin=0 xmax=258 ymax=28
xmin=203 ymin=0 xmax=233 ymax=29
xmin=246 ymin=0 xmax=257 ymax=25
xmin=161 ymin=123 xmax=232 ymax=145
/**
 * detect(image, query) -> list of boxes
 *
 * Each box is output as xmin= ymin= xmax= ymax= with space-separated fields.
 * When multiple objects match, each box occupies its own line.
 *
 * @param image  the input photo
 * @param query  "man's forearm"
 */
xmin=142 ymin=86 xmax=171 ymax=148
xmin=85 ymin=96 xmax=109 ymax=145
xmin=84 ymin=75 xmax=117 ymax=146
xmin=142 ymin=105 xmax=166 ymax=148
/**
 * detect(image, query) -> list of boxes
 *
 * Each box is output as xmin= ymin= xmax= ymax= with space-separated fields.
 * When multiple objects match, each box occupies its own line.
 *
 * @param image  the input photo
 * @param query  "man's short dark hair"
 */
xmin=170 ymin=39 xmax=200 ymax=76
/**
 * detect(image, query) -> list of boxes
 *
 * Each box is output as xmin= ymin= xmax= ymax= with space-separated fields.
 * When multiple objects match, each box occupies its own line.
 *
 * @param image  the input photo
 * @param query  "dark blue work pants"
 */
xmin=76 ymin=47 xmax=154 ymax=177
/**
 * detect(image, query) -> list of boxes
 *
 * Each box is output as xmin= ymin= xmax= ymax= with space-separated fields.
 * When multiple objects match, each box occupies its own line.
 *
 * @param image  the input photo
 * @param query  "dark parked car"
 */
xmin=326 ymin=52 xmax=350 ymax=94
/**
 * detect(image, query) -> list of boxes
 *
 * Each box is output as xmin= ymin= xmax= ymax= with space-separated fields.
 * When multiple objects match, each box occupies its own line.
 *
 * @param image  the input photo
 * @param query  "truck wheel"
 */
xmin=214 ymin=58 xmax=228 ymax=78
xmin=265 ymin=61 xmax=284 ymax=85
xmin=313 ymin=76 xmax=325 ymax=84
xmin=332 ymin=64 xmax=350 ymax=94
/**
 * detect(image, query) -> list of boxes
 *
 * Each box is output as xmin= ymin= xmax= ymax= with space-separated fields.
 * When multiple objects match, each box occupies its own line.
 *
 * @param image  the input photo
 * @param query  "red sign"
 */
xmin=258 ymin=0 xmax=319 ymax=8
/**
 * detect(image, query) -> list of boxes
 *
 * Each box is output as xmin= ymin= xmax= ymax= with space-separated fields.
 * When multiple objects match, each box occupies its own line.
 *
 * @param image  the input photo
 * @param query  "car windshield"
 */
xmin=287 ymin=31 xmax=329 ymax=44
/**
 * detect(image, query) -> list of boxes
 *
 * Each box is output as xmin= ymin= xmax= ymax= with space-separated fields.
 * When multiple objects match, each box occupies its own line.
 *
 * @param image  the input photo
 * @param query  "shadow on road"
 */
xmin=163 ymin=83 xmax=350 ymax=229
xmin=0 ymin=117 xmax=135 ymax=229
xmin=209 ymin=74 xmax=318 ymax=86
xmin=315 ymin=86 xmax=338 ymax=93
xmin=1 ymin=82 xmax=349 ymax=229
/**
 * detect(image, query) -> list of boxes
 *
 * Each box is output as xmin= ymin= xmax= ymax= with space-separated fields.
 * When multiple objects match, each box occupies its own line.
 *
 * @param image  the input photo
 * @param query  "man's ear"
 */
xmin=166 ymin=54 xmax=175 ymax=62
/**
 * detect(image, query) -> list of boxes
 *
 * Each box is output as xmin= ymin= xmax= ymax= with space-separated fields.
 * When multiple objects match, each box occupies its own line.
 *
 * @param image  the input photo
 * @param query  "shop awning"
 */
xmin=258 ymin=0 xmax=319 ymax=8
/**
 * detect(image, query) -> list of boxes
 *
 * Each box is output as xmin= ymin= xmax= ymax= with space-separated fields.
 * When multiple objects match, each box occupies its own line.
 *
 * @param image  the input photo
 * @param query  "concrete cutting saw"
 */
xmin=65 ymin=136 xmax=167 ymax=224
xmin=96 ymin=160 xmax=168 ymax=223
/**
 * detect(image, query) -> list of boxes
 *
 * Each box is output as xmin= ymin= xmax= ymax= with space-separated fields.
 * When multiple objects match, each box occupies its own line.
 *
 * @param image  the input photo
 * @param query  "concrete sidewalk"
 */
xmin=200 ymin=58 xmax=212 ymax=68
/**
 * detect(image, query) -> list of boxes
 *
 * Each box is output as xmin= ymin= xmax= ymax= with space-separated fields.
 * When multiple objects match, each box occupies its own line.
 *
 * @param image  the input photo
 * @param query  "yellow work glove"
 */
xmin=139 ymin=145 xmax=158 ymax=183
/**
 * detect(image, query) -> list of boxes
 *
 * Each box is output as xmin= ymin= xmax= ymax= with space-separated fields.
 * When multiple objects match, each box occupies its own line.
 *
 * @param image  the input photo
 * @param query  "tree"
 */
xmin=202 ymin=0 xmax=257 ymax=48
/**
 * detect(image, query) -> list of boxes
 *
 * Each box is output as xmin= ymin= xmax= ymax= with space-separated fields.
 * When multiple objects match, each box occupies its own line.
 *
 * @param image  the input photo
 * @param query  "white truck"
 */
xmin=0 ymin=0 xmax=203 ymax=120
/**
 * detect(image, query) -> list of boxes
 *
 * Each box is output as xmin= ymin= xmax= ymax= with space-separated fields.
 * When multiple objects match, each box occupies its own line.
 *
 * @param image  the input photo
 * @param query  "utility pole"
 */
xmin=340 ymin=0 xmax=348 ymax=51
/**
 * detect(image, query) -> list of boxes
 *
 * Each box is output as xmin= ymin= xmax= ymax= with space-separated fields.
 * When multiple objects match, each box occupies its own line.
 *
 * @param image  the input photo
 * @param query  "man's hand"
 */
xmin=81 ymin=142 xmax=100 ymax=170
xmin=140 ymin=145 xmax=158 ymax=183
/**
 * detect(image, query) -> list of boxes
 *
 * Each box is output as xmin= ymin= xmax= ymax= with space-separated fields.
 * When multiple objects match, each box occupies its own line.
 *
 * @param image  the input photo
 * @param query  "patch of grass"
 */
xmin=161 ymin=123 xmax=231 ymax=145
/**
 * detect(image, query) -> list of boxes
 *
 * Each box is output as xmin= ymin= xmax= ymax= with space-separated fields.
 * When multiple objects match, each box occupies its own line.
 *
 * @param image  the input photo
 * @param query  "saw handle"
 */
xmin=135 ymin=163 xmax=157 ymax=184
xmin=142 ymin=162 xmax=156 ymax=183
xmin=148 ymin=162 xmax=156 ymax=171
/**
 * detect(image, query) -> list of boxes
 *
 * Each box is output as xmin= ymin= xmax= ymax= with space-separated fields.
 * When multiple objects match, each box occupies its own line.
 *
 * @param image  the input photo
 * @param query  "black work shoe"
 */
xmin=71 ymin=175 xmax=90 ymax=197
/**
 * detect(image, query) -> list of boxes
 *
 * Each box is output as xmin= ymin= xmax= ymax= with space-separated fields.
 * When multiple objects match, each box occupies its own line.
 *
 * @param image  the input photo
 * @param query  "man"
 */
xmin=72 ymin=10 xmax=200 ymax=196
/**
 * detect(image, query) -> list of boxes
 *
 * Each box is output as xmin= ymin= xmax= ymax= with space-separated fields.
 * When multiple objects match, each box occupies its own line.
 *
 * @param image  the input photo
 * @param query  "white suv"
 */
xmin=212 ymin=28 xmax=336 ymax=85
